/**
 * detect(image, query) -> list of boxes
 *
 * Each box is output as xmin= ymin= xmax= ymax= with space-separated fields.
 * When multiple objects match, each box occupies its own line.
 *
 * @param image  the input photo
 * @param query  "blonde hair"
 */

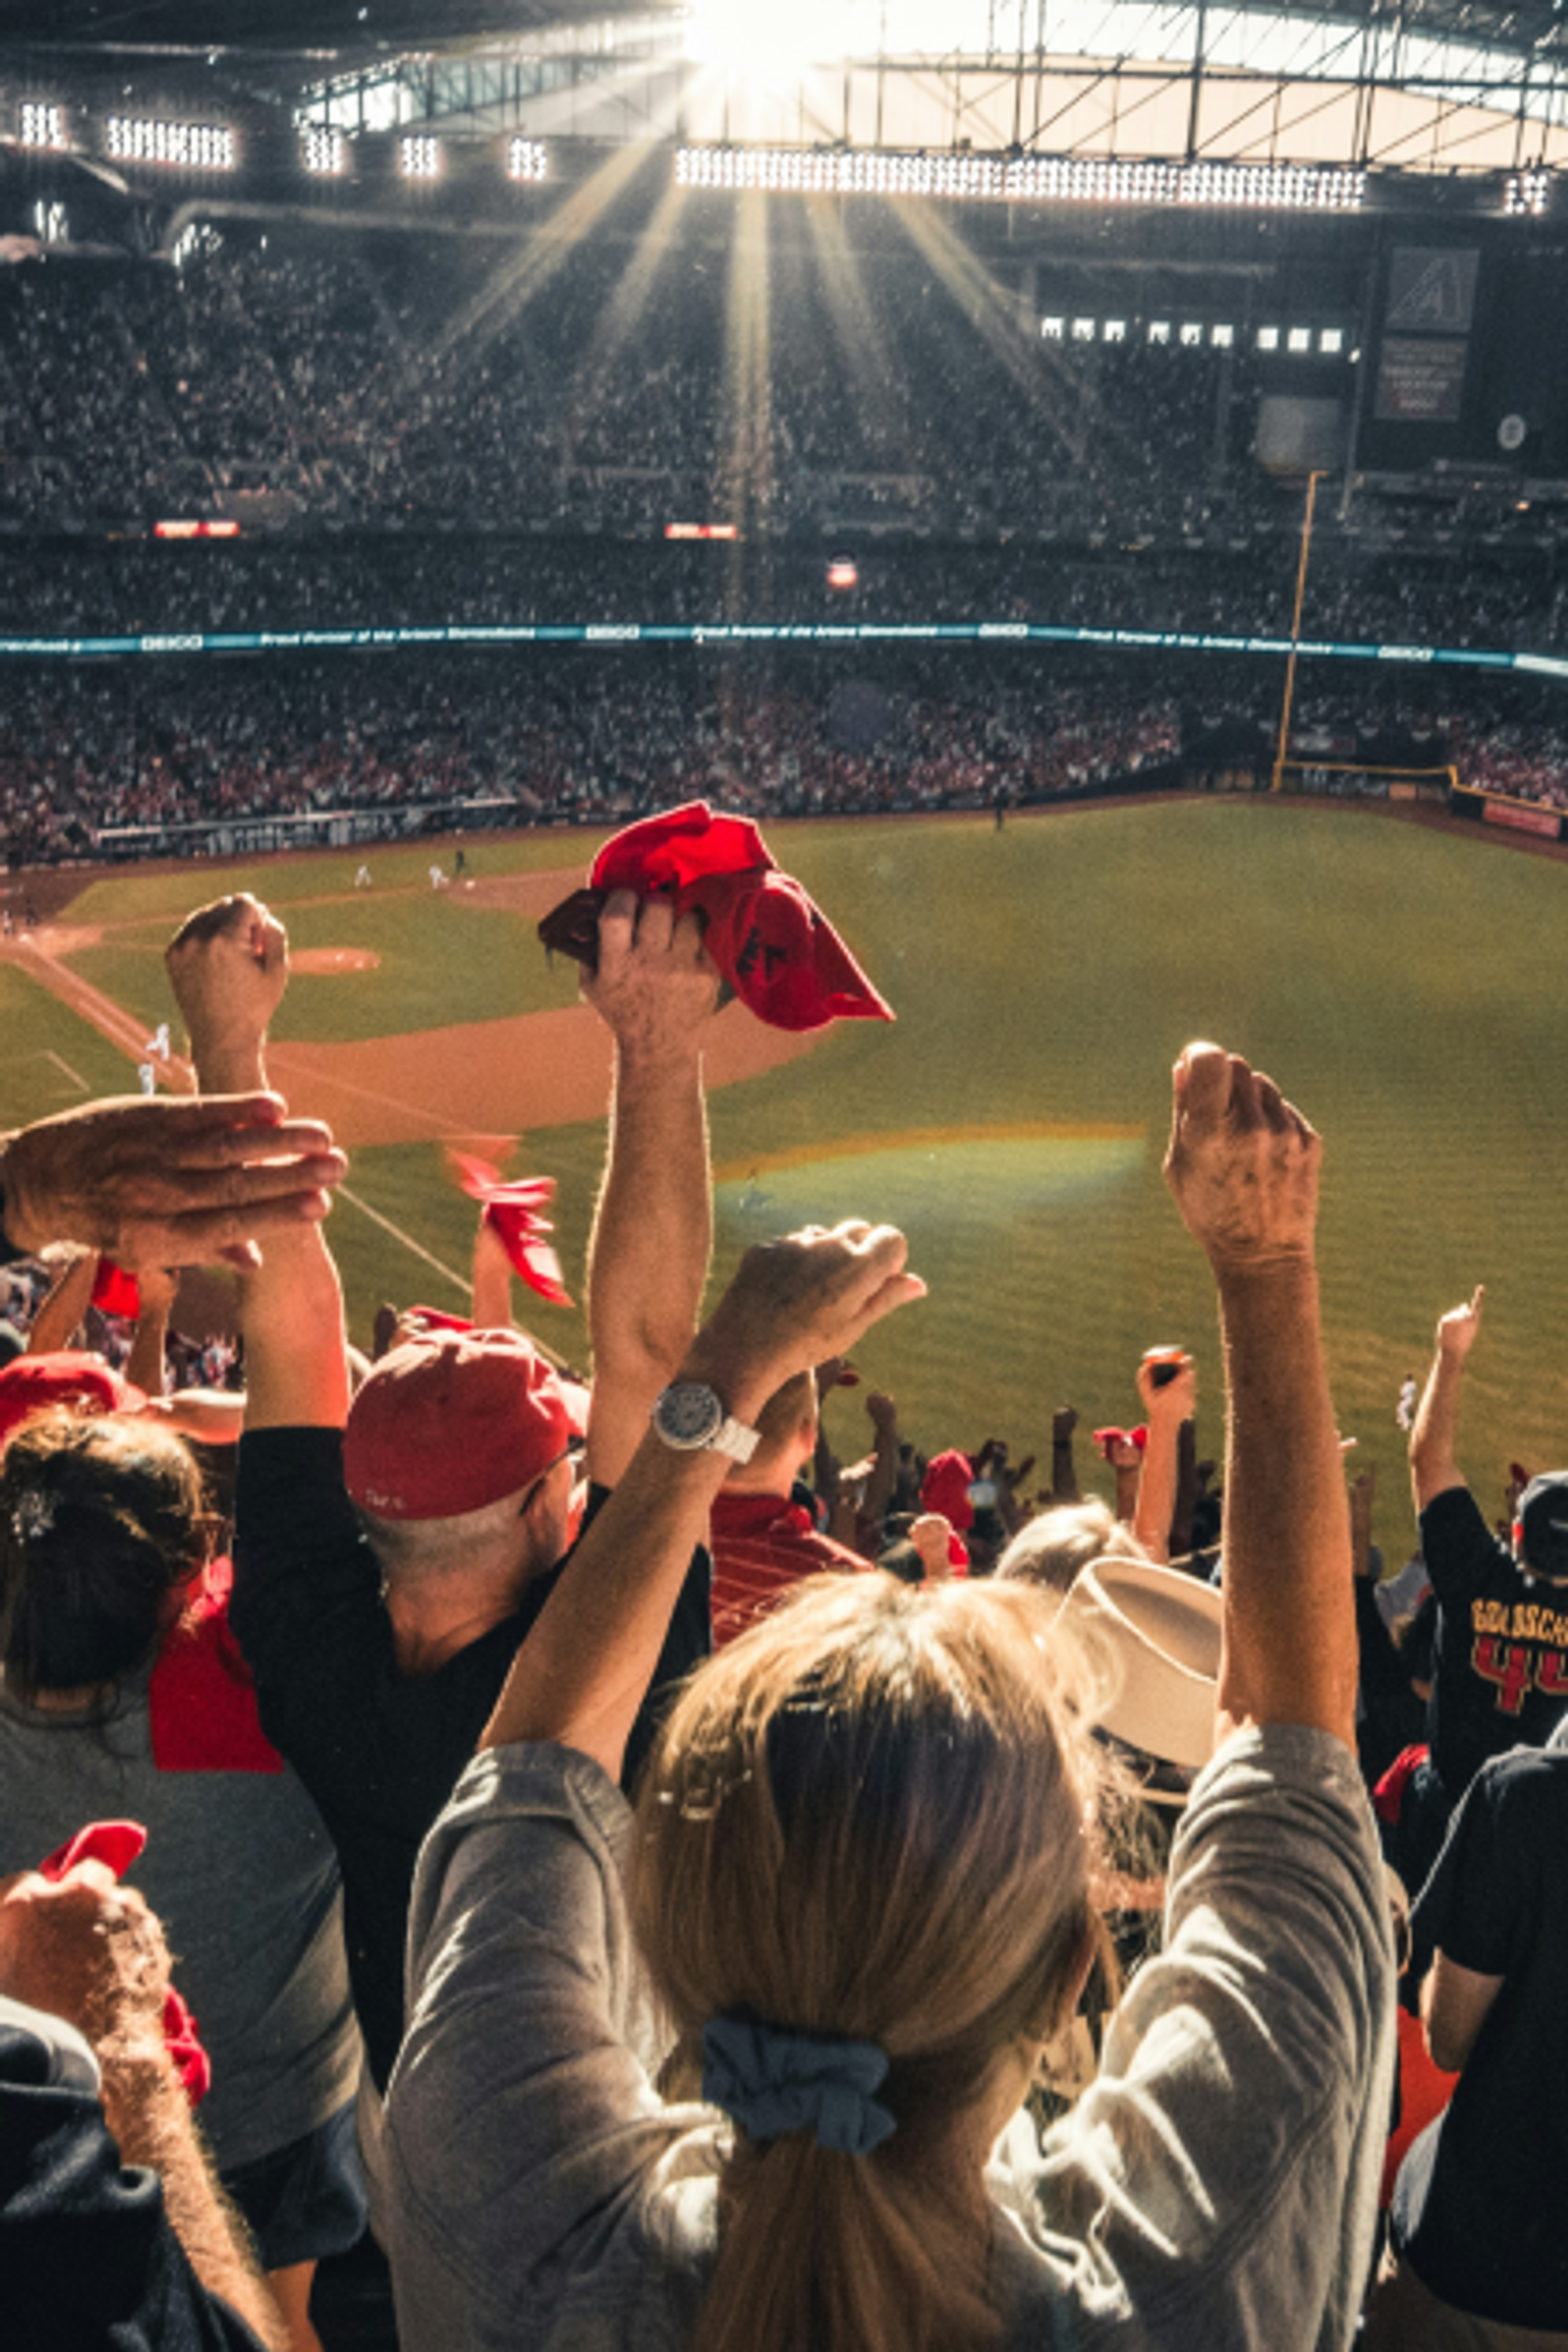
xmin=996 ymin=1499 xmax=1152 ymax=1598
xmin=627 ymin=1571 xmax=1118 ymax=2352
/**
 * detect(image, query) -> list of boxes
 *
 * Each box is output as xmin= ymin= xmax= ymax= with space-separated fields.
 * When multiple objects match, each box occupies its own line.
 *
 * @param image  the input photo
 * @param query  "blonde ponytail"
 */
xmin=629 ymin=1572 xmax=1117 ymax=2352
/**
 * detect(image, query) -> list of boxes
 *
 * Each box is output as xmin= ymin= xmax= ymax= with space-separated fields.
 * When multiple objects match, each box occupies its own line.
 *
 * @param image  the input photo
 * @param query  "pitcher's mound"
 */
xmin=292 ymin=948 xmax=380 ymax=974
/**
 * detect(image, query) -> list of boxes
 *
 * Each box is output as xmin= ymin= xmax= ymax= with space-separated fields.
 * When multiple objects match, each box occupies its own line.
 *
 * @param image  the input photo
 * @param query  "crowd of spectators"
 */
xmin=0 ymin=217 xmax=1560 ymax=571
xmin=1 ymin=529 xmax=1565 ymax=654
xmin=0 ymin=226 xmax=1283 ymax=546
xmin=0 ymin=856 xmax=1561 ymax=2351
xmin=7 ymin=640 xmax=1568 ymax=870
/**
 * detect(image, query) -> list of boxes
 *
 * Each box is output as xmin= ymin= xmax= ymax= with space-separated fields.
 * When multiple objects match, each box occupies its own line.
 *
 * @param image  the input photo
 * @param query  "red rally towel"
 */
xmin=569 ymin=802 xmax=894 ymax=1034
xmin=1372 ymin=1741 xmax=1429 ymax=1829
xmin=38 ymin=1821 xmax=212 ymax=2107
xmin=89 ymin=1259 xmax=141 ymax=1321
xmin=445 ymin=1152 xmax=573 ymax=1307
xmin=147 ymin=1557 xmax=283 ymax=1777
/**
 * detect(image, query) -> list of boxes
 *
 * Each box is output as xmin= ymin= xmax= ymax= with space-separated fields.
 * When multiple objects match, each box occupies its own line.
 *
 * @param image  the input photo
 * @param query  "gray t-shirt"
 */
xmin=384 ymin=1724 xmax=1396 ymax=2352
xmin=0 ymin=1665 xmax=361 ymax=2171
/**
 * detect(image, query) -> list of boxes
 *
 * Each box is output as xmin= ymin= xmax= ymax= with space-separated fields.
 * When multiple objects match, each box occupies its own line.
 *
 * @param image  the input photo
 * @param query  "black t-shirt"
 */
xmin=0 ymin=2018 xmax=268 ymax=2352
xmin=231 ymin=1426 xmax=710 ymax=2090
xmin=1395 ymin=1745 xmax=1568 ymax=2328
xmin=1420 ymin=1486 xmax=1568 ymax=1798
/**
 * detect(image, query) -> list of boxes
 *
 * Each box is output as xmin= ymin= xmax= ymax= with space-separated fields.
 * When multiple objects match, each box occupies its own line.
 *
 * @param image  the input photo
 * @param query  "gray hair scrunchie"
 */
xmin=701 ymin=2017 xmax=897 ymax=2156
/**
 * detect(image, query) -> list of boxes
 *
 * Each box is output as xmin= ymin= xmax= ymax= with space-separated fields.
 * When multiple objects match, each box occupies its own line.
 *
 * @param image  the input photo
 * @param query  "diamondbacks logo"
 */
xmin=1386 ymin=247 xmax=1479 ymax=335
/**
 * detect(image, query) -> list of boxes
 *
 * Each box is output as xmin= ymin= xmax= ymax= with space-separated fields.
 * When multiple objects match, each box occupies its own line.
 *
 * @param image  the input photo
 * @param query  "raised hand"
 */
xmin=695 ymin=1222 xmax=925 ymax=1403
xmin=166 ymin=893 xmax=289 ymax=1081
xmin=1138 ymin=1348 xmax=1198 ymax=1423
xmin=1436 ymin=1285 xmax=1486 ymax=1360
xmin=1 ymin=1094 xmax=342 ymax=1270
xmin=1163 ymin=1041 xmax=1320 ymax=1277
xmin=0 ymin=1862 xmax=171 ymax=2053
xmin=581 ymin=889 xmax=720 ymax=1056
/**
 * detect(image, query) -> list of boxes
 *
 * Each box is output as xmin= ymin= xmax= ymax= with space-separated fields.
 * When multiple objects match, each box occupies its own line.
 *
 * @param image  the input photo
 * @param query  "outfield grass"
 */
xmin=9 ymin=799 xmax=1567 ymax=1561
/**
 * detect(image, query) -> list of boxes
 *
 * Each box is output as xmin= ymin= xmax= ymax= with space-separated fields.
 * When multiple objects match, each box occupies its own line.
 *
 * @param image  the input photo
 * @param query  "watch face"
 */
xmin=657 ymin=1382 xmax=723 ymax=1448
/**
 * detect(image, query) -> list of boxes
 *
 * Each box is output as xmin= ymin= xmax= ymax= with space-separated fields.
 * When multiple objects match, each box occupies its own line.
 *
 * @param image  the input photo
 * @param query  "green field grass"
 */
xmin=8 ymin=799 xmax=1566 ymax=1561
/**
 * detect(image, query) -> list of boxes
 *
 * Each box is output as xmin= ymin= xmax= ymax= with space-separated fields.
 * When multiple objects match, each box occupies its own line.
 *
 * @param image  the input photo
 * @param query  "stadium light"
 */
xmin=399 ymin=134 xmax=442 ymax=180
xmin=19 ymin=102 xmax=67 ymax=151
xmin=506 ymin=138 xmax=548 ymax=182
xmin=302 ymin=127 xmax=348 ymax=176
xmin=673 ymin=145 xmax=1363 ymax=211
xmin=1504 ymin=171 xmax=1549 ymax=216
xmin=105 ymin=116 xmax=236 ymax=171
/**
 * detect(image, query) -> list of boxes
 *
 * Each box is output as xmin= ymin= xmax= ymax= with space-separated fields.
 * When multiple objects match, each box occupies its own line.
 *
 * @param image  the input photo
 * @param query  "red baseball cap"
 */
xmin=343 ymin=1327 xmax=587 ymax=1522
xmin=0 ymin=1350 xmax=148 ymax=1453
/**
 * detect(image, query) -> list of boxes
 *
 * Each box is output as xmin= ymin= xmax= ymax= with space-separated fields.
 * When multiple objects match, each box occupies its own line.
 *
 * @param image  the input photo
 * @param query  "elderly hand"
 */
xmin=0 ymin=1863 xmax=171 ymax=2055
xmin=166 ymin=894 xmax=289 ymax=1072
xmin=581 ymin=890 xmax=721 ymax=1057
xmin=695 ymin=1222 xmax=924 ymax=1402
xmin=1 ymin=1095 xmax=343 ymax=1270
xmin=1163 ymin=1041 xmax=1320 ymax=1277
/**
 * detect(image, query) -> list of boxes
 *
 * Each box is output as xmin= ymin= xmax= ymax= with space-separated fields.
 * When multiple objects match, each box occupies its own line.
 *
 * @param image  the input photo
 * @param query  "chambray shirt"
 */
xmin=384 ymin=1725 xmax=1395 ymax=2352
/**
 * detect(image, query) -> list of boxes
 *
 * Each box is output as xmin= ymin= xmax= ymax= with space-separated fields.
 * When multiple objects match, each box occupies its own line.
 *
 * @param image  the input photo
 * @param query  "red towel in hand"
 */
xmin=89 ymin=1259 xmax=141 ymax=1321
xmin=38 ymin=1821 xmax=212 ymax=2106
xmin=446 ymin=1152 xmax=573 ymax=1307
xmin=147 ymin=1557 xmax=283 ymax=1777
xmin=591 ymin=802 xmax=894 ymax=1034
xmin=1093 ymin=1425 xmax=1150 ymax=1460
xmin=1372 ymin=1741 xmax=1429 ymax=1829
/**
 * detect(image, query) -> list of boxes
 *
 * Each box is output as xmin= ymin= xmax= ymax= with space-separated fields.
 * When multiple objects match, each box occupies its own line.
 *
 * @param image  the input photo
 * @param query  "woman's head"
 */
xmin=628 ymin=1571 xmax=1118 ymax=2352
xmin=0 ymin=1408 xmax=209 ymax=1703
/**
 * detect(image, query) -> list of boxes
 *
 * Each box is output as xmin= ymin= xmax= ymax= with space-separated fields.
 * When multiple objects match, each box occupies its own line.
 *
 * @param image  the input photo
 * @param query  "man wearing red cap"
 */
xmin=709 ymin=1372 xmax=868 ymax=1647
xmin=166 ymin=891 xmax=720 ymax=2116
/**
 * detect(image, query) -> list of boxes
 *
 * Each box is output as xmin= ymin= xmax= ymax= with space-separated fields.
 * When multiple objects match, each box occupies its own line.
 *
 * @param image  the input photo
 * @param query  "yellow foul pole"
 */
xmin=1272 ymin=467 xmax=1323 ymax=794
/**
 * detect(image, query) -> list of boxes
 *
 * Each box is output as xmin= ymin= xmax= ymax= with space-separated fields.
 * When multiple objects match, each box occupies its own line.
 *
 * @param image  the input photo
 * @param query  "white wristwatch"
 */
xmin=652 ymin=1381 xmax=760 ymax=1464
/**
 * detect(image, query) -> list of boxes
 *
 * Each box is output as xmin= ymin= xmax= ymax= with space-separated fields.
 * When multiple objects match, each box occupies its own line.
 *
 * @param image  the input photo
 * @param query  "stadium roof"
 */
xmin=0 ymin=1 xmax=667 ymax=62
xmin=4 ymin=0 xmax=1565 ymax=173
xmin=1 ymin=0 xmax=1562 ymax=66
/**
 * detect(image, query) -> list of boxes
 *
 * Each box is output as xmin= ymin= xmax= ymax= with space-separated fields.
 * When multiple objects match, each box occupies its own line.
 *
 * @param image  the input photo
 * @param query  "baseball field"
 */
xmin=3 ymin=794 xmax=1564 ymax=1560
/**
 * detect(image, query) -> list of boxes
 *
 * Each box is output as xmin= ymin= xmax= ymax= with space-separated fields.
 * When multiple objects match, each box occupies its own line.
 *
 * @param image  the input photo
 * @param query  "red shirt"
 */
xmin=709 ymin=1492 xmax=866 ymax=1647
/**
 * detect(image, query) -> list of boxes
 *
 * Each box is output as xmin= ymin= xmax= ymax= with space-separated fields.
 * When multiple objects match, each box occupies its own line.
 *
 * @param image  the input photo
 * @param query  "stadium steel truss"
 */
xmin=2 ymin=0 xmax=1566 ymax=186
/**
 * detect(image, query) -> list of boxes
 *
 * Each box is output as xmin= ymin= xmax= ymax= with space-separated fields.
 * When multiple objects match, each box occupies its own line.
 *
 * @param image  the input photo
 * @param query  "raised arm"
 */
xmin=123 ymin=1263 xmax=177 ymax=1397
xmin=1133 ymin=1349 xmax=1197 ymax=1566
xmin=166 ymin=896 xmax=350 ymax=1432
xmin=471 ymin=1210 xmax=514 ymax=1334
xmin=1409 ymin=1286 xmax=1484 ymax=1515
xmin=1163 ymin=1041 xmax=1354 ymax=1750
xmin=24 ymin=1249 xmax=98 ymax=1355
xmin=580 ymin=891 xmax=720 ymax=1490
xmin=481 ymin=1223 xmax=925 ymax=1779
